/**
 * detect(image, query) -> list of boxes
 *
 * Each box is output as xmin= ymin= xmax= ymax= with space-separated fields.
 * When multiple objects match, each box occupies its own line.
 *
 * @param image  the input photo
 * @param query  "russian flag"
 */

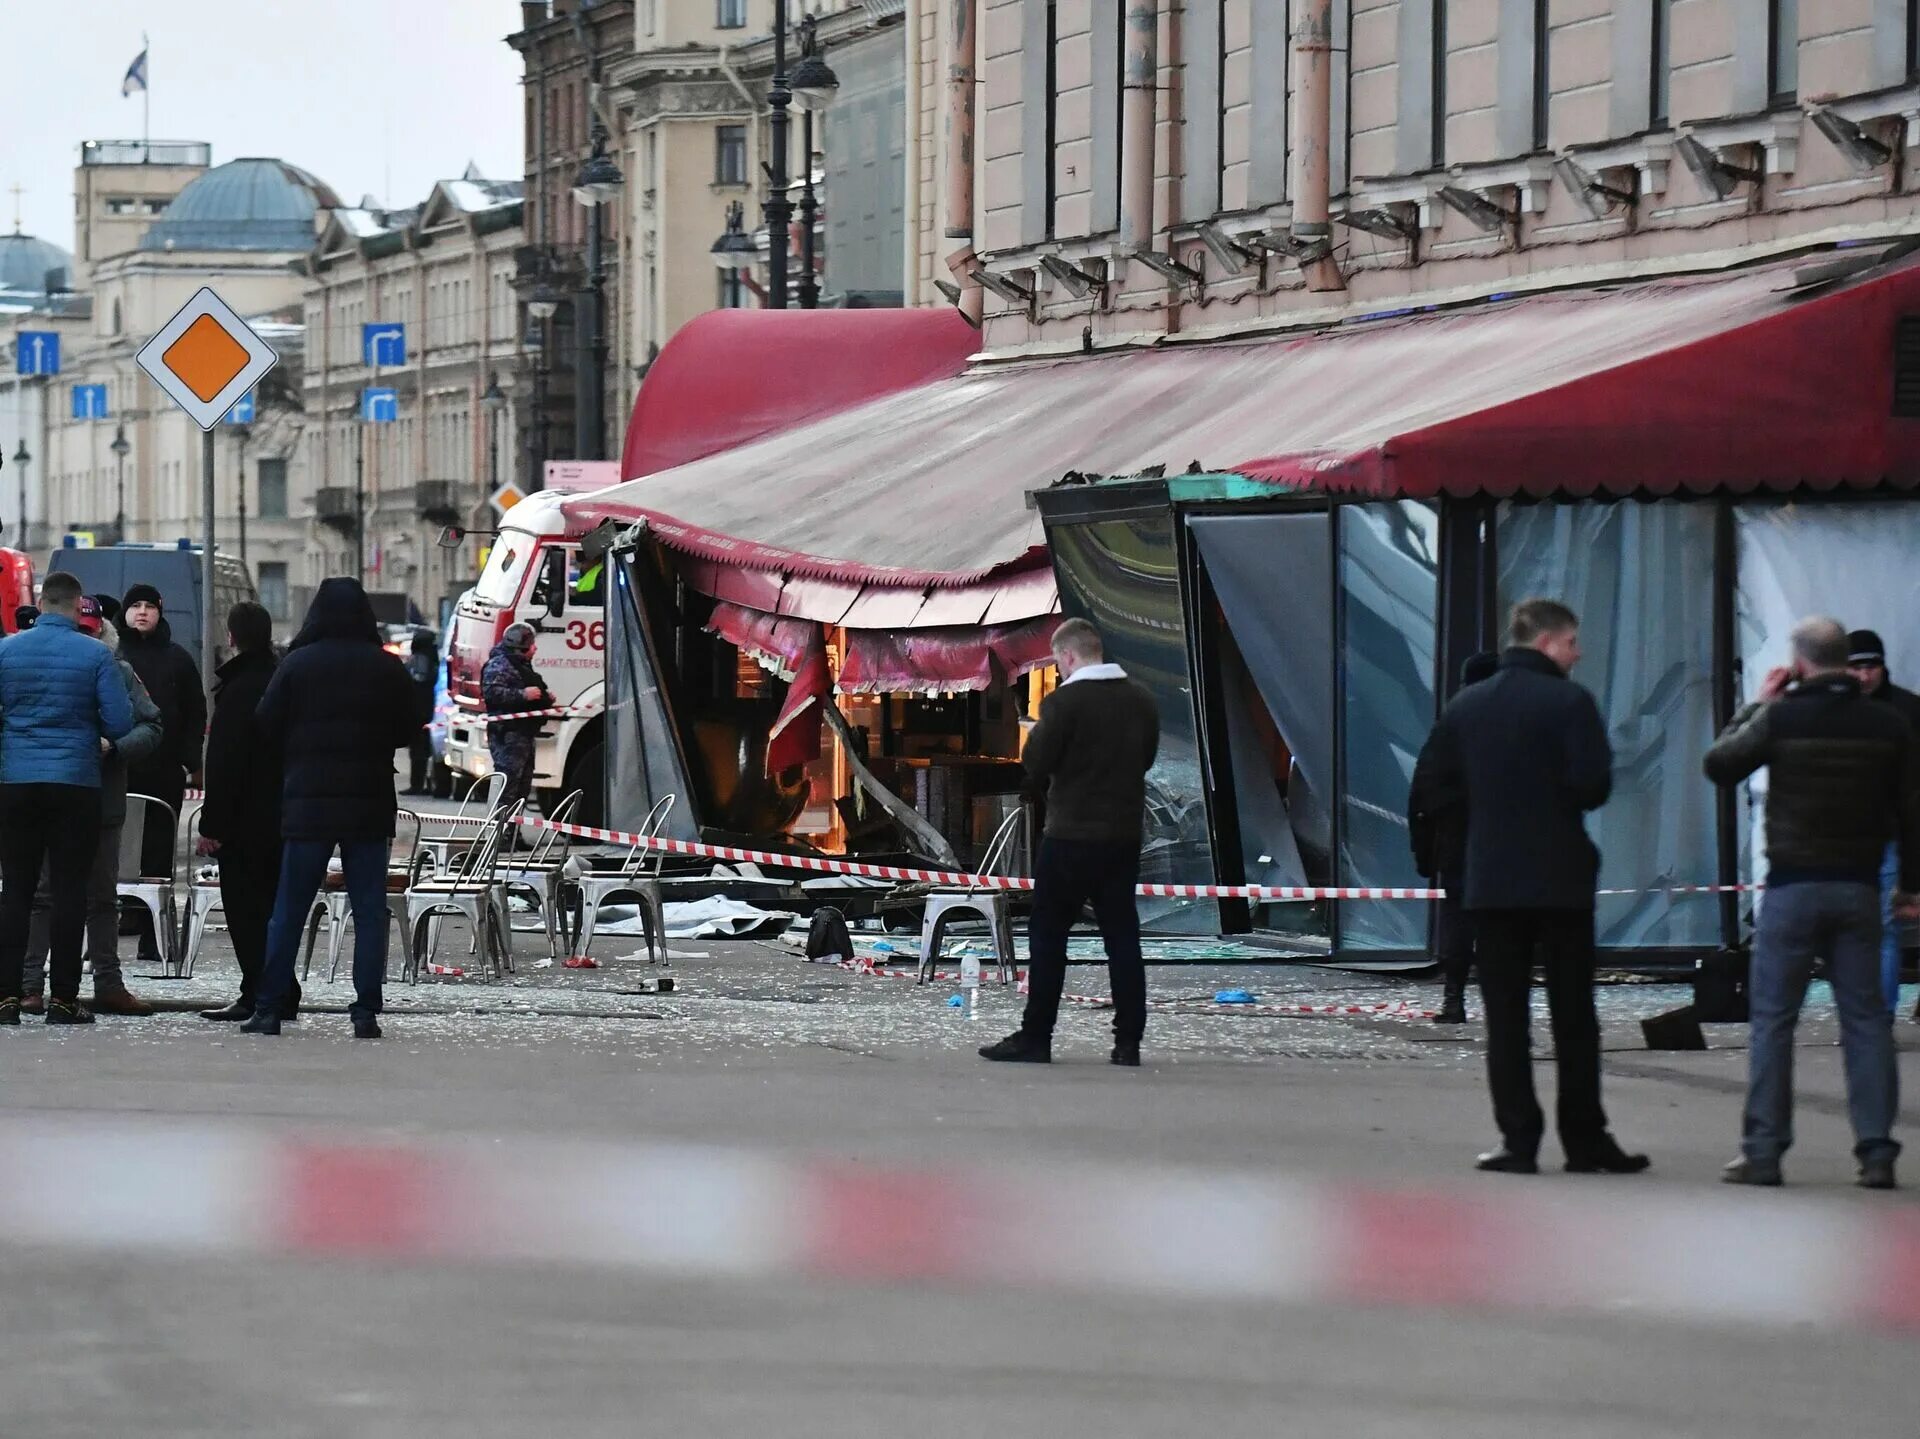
xmin=121 ymin=47 xmax=147 ymax=97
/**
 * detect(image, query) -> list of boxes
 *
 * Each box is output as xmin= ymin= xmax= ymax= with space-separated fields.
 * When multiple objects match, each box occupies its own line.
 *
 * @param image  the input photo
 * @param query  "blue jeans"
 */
xmin=1879 ymin=842 xmax=1903 ymax=1014
xmin=1744 ymin=882 xmax=1900 ymax=1167
xmin=258 ymin=839 xmax=390 ymax=1018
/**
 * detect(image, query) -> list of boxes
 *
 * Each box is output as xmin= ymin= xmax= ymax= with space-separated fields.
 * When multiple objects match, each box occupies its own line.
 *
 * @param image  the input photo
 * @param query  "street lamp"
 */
xmin=763 ymin=0 xmax=795 ymax=309
xmin=527 ymin=284 xmax=561 ymax=492
xmin=110 ymin=424 xmax=130 ymax=545
xmin=571 ymin=127 xmax=624 ymax=463
xmin=710 ymin=200 xmax=757 ymax=271
xmin=483 ymin=372 xmax=506 ymax=501
xmin=789 ymin=18 xmax=839 ymax=112
xmin=792 ymin=17 xmax=838 ymax=309
xmin=12 ymin=440 xmax=28 ymax=551
xmin=230 ymin=420 xmax=251 ymax=565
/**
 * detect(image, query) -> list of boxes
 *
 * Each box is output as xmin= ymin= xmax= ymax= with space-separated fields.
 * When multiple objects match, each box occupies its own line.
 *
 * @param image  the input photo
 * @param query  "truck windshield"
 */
xmin=473 ymin=541 xmax=526 ymax=606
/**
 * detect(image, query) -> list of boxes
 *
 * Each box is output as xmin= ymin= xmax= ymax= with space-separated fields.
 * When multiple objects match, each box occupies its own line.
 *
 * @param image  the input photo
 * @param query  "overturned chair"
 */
xmin=916 ymin=805 xmax=1029 ymax=987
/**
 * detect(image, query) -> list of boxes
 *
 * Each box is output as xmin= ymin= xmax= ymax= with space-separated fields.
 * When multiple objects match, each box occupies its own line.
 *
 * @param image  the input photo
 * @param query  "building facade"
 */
xmin=942 ymin=0 xmax=1920 ymax=351
xmin=301 ymin=174 xmax=526 ymax=618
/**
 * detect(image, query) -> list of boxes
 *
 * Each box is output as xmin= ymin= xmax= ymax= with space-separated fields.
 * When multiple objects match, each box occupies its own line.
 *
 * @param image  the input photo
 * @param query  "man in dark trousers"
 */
xmin=980 ymin=618 xmax=1160 ymax=1067
xmin=403 ymin=628 xmax=440 ymax=796
xmin=1409 ymin=651 xmax=1500 ymax=1024
xmin=482 ymin=622 xmax=551 ymax=811
xmin=119 ymin=582 xmax=207 ymax=966
xmin=196 ymin=602 xmax=295 ymax=1023
xmin=0 ymin=573 xmax=136 ymax=1025
xmin=244 ymin=579 xmax=425 ymax=1040
xmin=1845 ymin=629 xmax=1920 ymax=1017
xmin=1420 ymin=599 xmax=1647 ymax=1175
xmin=1707 ymin=617 xmax=1917 ymax=1189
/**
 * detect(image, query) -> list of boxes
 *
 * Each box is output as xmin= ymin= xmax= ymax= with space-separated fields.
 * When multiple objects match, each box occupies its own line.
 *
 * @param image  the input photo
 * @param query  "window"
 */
xmin=1768 ymin=0 xmax=1798 ymax=104
xmin=1431 ymin=0 xmax=1448 ymax=169
xmin=717 ymin=0 xmax=746 ymax=27
xmin=257 ymin=457 xmax=287 ymax=518
xmin=106 ymin=197 xmax=136 ymax=216
xmin=715 ymin=124 xmax=747 ymax=185
xmin=718 ymin=271 xmax=748 ymax=308
xmin=1651 ymin=0 xmax=1672 ymax=127
xmin=1044 ymin=0 xmax=1059 ymax=237
xmin=143 ymin=198 xmax=167 ymax=215
xmin=257 ymin=563 xmax=290 ymax=622
xmin=1531 ymin=0 xmax=1551 ymax=150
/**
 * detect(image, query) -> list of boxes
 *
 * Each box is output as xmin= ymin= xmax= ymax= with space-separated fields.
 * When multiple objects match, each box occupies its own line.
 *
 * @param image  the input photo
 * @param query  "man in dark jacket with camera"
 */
xmin=979 ymin=618 xmax=1160 ymax=1068
xmin=1707 ymin=616 xmax=1917 ymax=1190
xmin=244 ymin=580 xmax=425 ymax=1040
xmin=1418 ymin=599 xmax=1647 ymax=1177
xmin=1409 ymin=651 xmax=1499 ymax=1024
xmin=197 ymin=602 xmax=292 ymax=1023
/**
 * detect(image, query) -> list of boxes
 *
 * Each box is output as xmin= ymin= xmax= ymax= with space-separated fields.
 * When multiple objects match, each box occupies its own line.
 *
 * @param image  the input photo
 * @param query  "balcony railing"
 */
xmin=415 ymin=480 xmax=464 ymax=525
xmin=313 ymin=486 xmax=357 ymax=532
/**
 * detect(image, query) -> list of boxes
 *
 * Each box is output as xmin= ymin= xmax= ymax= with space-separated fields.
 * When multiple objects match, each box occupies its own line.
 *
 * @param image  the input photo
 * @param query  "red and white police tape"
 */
xmin=3 ymin=1117 xmax=1915 ymax=1332
xmin=455 ymin=703 xmax=605 ymax=728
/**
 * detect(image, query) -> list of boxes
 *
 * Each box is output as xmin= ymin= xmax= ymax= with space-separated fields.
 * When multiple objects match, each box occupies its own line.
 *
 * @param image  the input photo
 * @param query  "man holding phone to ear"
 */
xmin=1706 ymin=616 xmax=1919 ymax=1190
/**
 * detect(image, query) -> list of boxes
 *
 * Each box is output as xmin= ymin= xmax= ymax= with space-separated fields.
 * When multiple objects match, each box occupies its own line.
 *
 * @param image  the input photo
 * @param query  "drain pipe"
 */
xmin=1119 ymin=0 xmax=1159 ymax=251
xmin=1290 ymin=0 xmax=1346 ymax=292
xmin=943 ymin=0 xmax=983 ymax=326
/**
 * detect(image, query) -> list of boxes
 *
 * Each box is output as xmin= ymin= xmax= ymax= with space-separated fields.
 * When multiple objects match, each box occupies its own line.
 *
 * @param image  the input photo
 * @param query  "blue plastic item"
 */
xmin=947 ymin=994 xmax=965 ymax=1007
xmin=1214 ymin=989 xmax=1257 ymax=1005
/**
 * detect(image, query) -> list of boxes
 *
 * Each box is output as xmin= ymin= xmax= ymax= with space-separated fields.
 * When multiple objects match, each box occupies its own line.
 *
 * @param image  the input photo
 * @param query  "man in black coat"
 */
xmin=1419 ymin=599 xmax=1647 ymax=1176
xmin=1846 ymin=629 xmax=1920 ymax=1018
xmin=119 ymin=582 xmax=207 ymax=963
xmin=196 ymin=602 xmax=295 ymax=1023
xmin=243 ymin=580 xmax=425 ymax=1040
xmin=1408 ymin=651 xmax=1499 ymax=1024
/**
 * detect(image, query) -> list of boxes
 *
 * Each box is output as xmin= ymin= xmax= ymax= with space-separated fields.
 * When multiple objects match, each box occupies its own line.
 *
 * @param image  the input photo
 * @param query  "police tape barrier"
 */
xmin=3 ymin=1117 xmax=1915 ymax=1333
xmin=451 ymin=704 xmax=605 ymax=729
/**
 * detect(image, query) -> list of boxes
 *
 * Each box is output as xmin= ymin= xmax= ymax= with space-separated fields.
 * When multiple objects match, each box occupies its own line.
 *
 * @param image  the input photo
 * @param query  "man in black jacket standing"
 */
xmin=1420 ymin=599 xmax=1647 ymax=1176
xmin=1707 ymin=617 xmax=1917 ymax=1189
xmin=119 ymin=583 xmax=207 ymax=965
xmin=244 ymin=580 xmax=425 ymax=1040
xmin=1845 ymin=629 xmax=1920 ymax=1017
xmin=980 ymin=618 xmax=1160 ymax=1067
xmin=196 ymin=602 xmax=293 ymax=1023
xmin=1409 ymin=651 xmax=1499 ymax=1024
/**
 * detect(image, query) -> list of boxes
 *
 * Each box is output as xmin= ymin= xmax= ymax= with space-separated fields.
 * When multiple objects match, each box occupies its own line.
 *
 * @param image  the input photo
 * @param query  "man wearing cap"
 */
xmin=0 ymin=574 xmax=137 ymax=1025
xmin=119 ymin=583 xmax=207 ymax=967
xmin=482 ymin=622 xmax=552 ymax=812
xmin=1847 ymin=629 xmax=1920 ymax=1017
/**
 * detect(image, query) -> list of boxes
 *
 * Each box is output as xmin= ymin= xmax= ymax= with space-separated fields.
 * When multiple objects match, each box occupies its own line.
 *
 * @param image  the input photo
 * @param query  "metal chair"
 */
xmin=415 ymin=772 xmax=506 ymax=877
xmin=567 ymin=796 xmax=676 ymax=966
xmin=177 ymin=802 xmax=220 ymax=980
xmin=497 ymin=790 xmax=582 ymax=964
xmin=301 ymin=810 xmax=424 ymax=983
xmin=916 ymin=804 xmax=1028 ymax=986
xmin=404 ymin=800 xmax=517 ymax=981
xmin=120 ymin=794 xmax=183 ymax=977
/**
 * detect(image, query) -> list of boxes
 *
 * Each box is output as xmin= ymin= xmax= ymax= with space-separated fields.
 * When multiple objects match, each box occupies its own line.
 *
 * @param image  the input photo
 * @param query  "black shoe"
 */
xmin=1432 ymin=998 xmax=1468 ymax=1025
xmin=1564 ymin=1136 xmax=1651 ymax=1175
xmin=0 ymin=998 xmax=18 ymax=1026
xmin=1722 ymin=1156 xmax=1783 ymax=1187
xmin=351 ymin=1011 xmax=382 ymax=1040
xmin=201 ymin=1000 xmax=252 ymax=1022
xmin=1475 ymin=1147 xmax=1539 ymax=1175
xmin=239 ymin=1010 xmax=281 ymax=1036
xmin=1859 ymin=1155 xmax=1898 ymax=1191
xmin=45 ymin=999 xmax=95 ymax=1026
xmin=1110 ymin=1043 xmax=1140 ymax=1067
xmin=979 ymin=1032 xmax=1051 ymax=1064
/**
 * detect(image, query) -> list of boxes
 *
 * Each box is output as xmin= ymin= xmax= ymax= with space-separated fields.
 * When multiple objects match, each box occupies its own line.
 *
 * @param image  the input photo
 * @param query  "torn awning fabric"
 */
xmin=836 ymin=617 xmax=1058 ymax=695
xmin=706 ymin=602 xmax=828 ymax=773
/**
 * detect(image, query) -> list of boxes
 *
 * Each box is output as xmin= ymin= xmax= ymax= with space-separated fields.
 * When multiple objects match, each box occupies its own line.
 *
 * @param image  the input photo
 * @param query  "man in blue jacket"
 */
xmin=0 ymin=572 xmax=137 ymax=1025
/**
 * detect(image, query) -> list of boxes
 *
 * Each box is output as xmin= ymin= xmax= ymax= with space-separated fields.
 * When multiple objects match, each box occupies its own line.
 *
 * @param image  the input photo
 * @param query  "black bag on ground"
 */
xmin=806 ymin=906 xmax=852 ymax=963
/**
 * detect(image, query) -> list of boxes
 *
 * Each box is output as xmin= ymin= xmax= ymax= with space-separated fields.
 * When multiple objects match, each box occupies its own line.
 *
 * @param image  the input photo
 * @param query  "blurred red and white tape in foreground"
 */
xmin=3 ymin=1118 xmax=1916 ymax=1333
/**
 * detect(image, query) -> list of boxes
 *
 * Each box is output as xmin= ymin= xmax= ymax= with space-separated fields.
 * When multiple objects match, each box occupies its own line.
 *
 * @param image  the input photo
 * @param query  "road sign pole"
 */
xmin=200 ymin=427 xmax=217 ymax=710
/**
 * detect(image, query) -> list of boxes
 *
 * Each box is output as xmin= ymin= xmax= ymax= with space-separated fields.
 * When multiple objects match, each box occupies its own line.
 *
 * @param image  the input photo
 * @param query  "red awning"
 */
xmin=619 ymin=308 xmax=978 ymax=480
xmin=837 ymin=617 xmax=1058 ymax=695
xmin=577 ymin=249 xmax=1920 ymax=592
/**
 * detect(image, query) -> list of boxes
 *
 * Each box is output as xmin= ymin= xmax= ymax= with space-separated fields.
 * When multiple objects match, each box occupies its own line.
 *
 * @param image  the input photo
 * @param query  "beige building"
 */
xmin=301 ymin=173 xmax=526 ymax=618
xmin=923 ymin=0 xmax=1920 ymax=352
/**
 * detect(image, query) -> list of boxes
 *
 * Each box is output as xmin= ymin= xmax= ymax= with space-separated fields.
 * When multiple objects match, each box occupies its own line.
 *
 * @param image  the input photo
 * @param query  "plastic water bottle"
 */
xmin=960 ymin=949 xmax=981 ymax=1021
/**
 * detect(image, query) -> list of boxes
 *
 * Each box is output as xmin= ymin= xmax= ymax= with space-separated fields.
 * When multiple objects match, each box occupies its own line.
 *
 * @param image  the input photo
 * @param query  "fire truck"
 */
xmin=442 ymin=490 xmax=605 ymax=821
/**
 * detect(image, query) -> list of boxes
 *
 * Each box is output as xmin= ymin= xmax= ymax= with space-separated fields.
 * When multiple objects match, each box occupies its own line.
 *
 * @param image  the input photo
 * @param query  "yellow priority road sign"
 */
xmin=135 ymin=286 xmax=279 ymax=431
xmin=489 ymin=481 xmax=526 ymax=513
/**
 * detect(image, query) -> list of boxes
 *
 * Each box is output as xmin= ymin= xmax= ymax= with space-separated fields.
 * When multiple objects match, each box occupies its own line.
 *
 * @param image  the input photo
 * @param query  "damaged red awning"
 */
xmin=837 ymin=617 xmax=1058 ymax=695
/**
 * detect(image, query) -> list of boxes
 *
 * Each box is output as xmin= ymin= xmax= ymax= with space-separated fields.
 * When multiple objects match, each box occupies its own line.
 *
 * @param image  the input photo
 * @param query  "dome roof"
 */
xmin=0 ymin=232 xmax=73 ymax=299
xmin=139 ymin=157 xmax=340 ymax=253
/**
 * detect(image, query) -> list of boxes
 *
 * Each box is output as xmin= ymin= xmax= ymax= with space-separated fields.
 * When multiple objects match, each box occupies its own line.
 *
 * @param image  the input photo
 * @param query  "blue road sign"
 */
xmin=361 ymin=387 xmax=399 ymax=423
xmin=361 ymin=323 xmax=406 ymax=368
xmin=16 ymin=331 xmax=60 ymax=376
xmin=224 ymin=390 xmax=256 ymax=424
xmin=70 ymin=384 xmax=110 ymax=420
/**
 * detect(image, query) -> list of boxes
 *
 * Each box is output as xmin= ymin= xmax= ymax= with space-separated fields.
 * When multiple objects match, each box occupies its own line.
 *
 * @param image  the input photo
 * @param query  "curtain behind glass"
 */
xmin=1337 ymin=500 xmax=1439 ymax=950
xmin=1495 ymin=501 xmax=1717 ymax=947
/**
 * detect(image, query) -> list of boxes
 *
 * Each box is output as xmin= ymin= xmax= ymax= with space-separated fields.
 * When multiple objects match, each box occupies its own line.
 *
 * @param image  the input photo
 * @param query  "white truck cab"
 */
xmin=443 ymin=491 xmax=607 ymax=821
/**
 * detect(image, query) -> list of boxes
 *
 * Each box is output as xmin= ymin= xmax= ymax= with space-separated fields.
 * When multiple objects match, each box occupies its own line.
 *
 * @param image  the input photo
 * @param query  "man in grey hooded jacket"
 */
xmin=22 ymin=602 xmax=165 ymax=1015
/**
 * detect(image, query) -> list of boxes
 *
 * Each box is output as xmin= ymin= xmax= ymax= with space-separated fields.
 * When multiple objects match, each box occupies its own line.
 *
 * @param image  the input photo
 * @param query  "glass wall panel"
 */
xmin=1337 ymin=500 xmax=1439 ymax=950
xmin=1049 ymin=512 xmax=1213 ymax=931
xmin=1495 ymin=501 xmax=1717 ymax=948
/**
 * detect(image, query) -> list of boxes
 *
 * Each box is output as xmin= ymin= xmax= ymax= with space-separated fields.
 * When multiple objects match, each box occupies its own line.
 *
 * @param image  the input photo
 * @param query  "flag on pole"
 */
xmin=121 ymin=46 xmax=148 ymax=97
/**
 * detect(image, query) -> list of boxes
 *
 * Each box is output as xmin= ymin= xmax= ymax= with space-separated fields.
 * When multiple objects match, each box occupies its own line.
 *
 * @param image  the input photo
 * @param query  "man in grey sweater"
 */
xmin=981 ymin=618 xmax=1160 ymax=1067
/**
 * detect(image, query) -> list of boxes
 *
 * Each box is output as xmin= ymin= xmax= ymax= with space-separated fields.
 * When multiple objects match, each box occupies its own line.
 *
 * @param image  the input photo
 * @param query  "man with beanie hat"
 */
xmin=1848 ymin=629 xmax=1920 ymax=1016
xmin=118 ymin=583 xmax=206 ymax=966
xmin=482 ymin=622 xmax=552 ymax=811
xmin=1409 ymin=651 xmax=1500 ymax=1024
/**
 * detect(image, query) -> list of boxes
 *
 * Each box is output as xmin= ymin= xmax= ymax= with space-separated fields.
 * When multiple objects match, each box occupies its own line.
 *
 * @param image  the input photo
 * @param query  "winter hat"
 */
xmin=12 ymin=605 xmax=36 ymax=631
xmin=93 ymin=593 xmax=122 ymax=625
xmin=122 ymin=583 xmax=164 ymax=613
xmin=1848 ymin=630 xmax=1887 ymax=667
xmin=1461 ymin=651 xmax=1500 ymax=687
xmin=502 ymin=622 xmax=537 ymax=654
